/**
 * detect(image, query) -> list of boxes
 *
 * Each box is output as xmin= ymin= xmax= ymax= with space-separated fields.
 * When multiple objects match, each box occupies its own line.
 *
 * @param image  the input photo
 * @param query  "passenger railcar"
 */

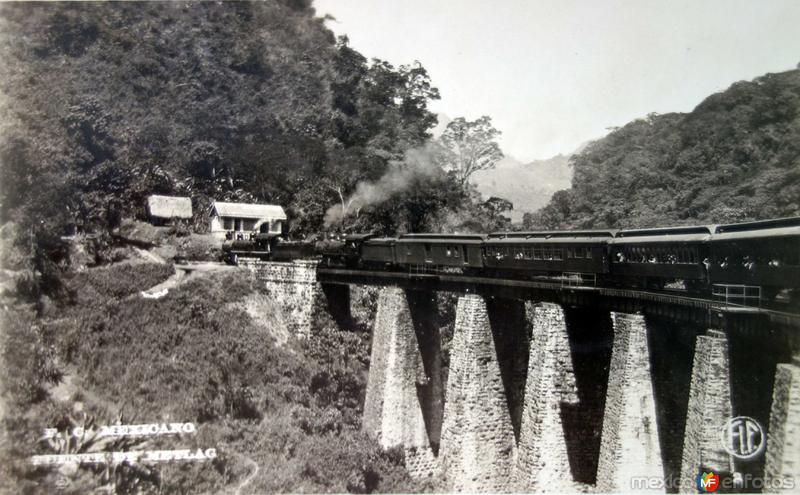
xmin=394 ymin=234 xmax=486 ymax=273
xmin=609 ymin=226 xmax=711 ymax=289
xmin=483 ymin=231 xmax=613 ymax=284
xmin=708 ymin=217 xmax=800 ymax=305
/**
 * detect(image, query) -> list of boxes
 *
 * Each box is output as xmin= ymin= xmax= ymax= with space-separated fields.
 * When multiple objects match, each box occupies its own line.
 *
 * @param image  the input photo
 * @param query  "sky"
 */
xmin=313 ymin=0 xmax=800 ymax=162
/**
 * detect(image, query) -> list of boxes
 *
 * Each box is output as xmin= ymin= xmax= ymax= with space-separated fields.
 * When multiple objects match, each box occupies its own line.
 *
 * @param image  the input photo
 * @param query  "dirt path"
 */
xmin=233 ymin=454 xmax=259 ymax=495
xmin=140 ymin=261 xmax=236 ymax=299
xmin=131 ymin=247 xmax=166 ymax=264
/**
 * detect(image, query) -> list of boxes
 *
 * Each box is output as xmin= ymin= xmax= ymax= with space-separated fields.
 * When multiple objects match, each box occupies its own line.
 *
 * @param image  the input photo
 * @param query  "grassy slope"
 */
xmin=1 ymin=262 xmax=431 ymax=494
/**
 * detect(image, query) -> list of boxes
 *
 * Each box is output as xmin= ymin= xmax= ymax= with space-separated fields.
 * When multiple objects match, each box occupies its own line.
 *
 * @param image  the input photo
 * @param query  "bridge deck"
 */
xmin=316 ymin=268 xmax=800 ymax=329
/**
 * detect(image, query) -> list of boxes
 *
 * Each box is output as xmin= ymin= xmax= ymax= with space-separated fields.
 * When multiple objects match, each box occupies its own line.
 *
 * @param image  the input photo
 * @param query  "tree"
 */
xmin=438 ymin=116 xmax=504 ymax=190
xmin=481 ymin=196 xmax=513 ymax=229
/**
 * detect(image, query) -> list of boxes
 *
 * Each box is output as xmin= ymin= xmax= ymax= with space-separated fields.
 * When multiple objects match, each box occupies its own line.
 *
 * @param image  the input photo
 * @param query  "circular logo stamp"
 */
xmin=720 ymin=416 xmax=765 ymax=460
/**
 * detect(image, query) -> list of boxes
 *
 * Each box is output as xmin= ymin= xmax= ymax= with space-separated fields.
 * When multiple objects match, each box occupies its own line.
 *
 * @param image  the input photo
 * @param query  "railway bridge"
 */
xmin=241 ymin=258 xmax=800 ymax=493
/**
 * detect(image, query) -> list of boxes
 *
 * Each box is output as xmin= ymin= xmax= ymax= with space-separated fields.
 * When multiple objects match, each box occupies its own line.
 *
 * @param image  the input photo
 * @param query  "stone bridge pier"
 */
xmin=242 ymin=261 xmax=800 ymax=493
xmin=362 ymin=287 xmax=444 ymax=477
xmin=361 ymin=286 xmax=800 ymax=493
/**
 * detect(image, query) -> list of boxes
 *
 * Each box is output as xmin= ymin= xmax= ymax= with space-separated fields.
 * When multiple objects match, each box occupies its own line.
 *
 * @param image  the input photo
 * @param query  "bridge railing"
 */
xmin=712 ymin=284 xmax=761 ymax=308
xmin=561 ymin=272 xmax=597 ymax=287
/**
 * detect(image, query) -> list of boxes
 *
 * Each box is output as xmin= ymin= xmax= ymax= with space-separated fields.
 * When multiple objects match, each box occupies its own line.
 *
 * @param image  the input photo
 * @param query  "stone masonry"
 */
xmin=597 ymin=312 xmax=664 ymax=493
xmin=362 ymin=287 xmax=441 ymax=478
xmin=560 ymin=308 xmax=615 ymax=486
xmin=679 ymin=329 xmax=734 ymax=493
xmin=239 ymin=259 xmax=322 ymax=336
xmin=644 ymin=316 xmax=698 ymax=489
xmin=440 ymin=295 xmax=518 ymax=492
xmin=515 ymin=302 xmax=581 ymax=492
xmin=239 ymin=261 xmax=797 ymax=492
xmin=765 ymin=356 xmax=800 ymax=492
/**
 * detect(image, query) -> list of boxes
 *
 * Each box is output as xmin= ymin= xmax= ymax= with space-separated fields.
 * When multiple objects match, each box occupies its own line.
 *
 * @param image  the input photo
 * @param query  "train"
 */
xmin=222 ymin=216 xmax=800 ymax=309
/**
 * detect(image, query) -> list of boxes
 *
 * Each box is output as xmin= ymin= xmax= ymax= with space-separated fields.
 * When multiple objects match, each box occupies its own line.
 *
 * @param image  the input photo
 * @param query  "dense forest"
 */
xmin=526 ymin=68 xmax=800 ymax=229
xmin=0 ymin=1 xmax=503 ymax=250
xmin=0 ymin=3 xmax=496 ymax=493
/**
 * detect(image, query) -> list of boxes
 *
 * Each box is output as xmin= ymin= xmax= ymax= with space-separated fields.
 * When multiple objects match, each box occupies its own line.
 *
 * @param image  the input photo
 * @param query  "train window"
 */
xmin=453 ymin=246 xmax=460 ymax=257
xmin=523 ymin=247 xmax=533 ymax=259
xmin=553 ymin=249 xmax=563 ymax=261
xmin=533 ymin=247 xmax=543 ymax=260
xmin=566 ymin=248 xmax=574 ymax=259
xmin=462 ymin=246 xmax=468 ymax=262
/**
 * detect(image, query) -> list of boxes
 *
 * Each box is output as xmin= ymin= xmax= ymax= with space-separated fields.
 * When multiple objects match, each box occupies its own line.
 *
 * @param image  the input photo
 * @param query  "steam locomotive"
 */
xmin=222 ymin=231 xmax=316 ymax=265
xmin=223 ymin=216 xmax=800 ymax=308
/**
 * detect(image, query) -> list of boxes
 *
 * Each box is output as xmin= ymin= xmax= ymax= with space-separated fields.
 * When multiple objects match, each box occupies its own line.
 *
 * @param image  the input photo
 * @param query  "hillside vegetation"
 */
xmin=1 ymin=263 xmax=432 ymax=493
xmin=0 ymin=0 xmax=469 ymax=241
xmin=526 ymin=68 xmax=800 ymax=229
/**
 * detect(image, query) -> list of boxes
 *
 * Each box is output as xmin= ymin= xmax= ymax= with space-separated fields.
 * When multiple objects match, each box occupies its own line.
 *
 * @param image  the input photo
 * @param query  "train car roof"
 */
xmin=616 ymin=225 xmax=712 ymax=237
xmin=611 ymin=226 xmax=711 ymax=244
xmin=343 ymin=233 xmax=376 ymax=241
xmin=487 ymin=230 xmax=615 ymax=239
xmin=610 ymin=225 xmax=712 ymax=244
xmin=486 ymin=235 xmax=612 ymax=245
xmin=711 ymin=216 xmax=800 ymax=241
xmin=364 ymin=237 xmax=397 ymax=244
xmin=396 ymin=233 xmax=486 ymax=244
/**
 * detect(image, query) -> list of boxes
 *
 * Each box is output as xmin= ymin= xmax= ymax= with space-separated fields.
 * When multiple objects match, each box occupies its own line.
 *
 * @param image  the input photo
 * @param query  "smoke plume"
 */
xmin=323 ymin=143 xmax=443 ymax=228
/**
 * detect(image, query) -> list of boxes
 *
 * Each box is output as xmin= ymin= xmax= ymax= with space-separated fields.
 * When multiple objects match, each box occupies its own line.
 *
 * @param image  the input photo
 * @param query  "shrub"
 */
xmin=64 ymin=262 xmax=174 ymax=304
xmin=176 ymin=234 xmax=221 ymax=261
xmin=1 ymin=307 xmax=61 ymax=406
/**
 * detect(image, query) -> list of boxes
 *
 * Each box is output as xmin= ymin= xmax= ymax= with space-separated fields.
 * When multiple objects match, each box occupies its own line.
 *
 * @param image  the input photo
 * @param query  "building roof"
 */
xmin=146 ymin=195 xmax=193 ymax=219
xmin=212 ymin=201 xmax=286 ymax=220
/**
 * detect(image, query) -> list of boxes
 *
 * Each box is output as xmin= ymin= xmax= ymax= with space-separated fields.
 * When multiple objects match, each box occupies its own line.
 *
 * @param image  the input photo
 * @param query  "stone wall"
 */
xmin=597 ymin=312 xmax=664 ymax=492
xmin=239 ymin=259 xmax=324 ymax=336
xmin=765 ymin=356 xmax=800 ymax=493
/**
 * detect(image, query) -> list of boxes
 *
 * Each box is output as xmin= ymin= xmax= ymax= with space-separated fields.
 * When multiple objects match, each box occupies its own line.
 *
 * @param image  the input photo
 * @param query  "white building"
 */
xmin=208 ymin=201 xmax=286 ymax=239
